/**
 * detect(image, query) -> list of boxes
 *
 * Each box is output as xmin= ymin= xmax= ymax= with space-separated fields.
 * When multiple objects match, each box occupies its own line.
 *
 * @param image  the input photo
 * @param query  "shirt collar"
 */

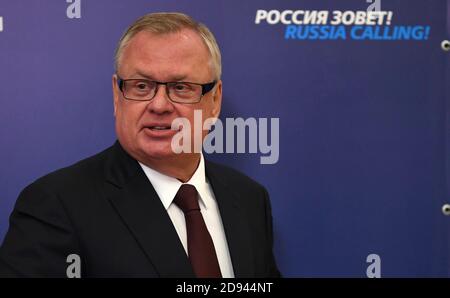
xmin=138 ymin=154 xmax=211 ymax=210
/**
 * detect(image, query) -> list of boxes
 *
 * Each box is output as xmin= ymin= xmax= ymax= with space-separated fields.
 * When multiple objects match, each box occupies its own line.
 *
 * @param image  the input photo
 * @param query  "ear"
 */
xmin=112 ymin=74 xmax=119 ymax=117
xmin=210 ymin=80 xmax=222 ymax=119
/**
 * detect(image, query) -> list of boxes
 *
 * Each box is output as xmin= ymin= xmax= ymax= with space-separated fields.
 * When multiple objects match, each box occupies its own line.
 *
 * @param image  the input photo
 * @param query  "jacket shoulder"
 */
xmin=27 ymin=145 xmax=114 ymax=193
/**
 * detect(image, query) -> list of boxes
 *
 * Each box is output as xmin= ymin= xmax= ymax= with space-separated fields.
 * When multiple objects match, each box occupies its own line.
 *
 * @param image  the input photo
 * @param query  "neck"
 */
xmin=138 ymin=153 xmax=201 ymax=183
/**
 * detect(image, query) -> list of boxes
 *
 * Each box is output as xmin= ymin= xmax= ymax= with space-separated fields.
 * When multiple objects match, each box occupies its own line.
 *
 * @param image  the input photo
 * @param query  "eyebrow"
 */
xmin=129 ymin=71 xmax=188 ymax=82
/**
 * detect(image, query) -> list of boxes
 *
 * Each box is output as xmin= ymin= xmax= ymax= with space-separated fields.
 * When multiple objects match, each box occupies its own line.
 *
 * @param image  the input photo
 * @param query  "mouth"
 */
xmin=142 ymin=124 xmax=181 ymax=138
xmin=147 ymin=125 xmax=172 ymax=131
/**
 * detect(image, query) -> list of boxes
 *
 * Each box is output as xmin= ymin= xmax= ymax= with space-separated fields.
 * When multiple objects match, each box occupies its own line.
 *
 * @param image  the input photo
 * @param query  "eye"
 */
xmin=173 ymin=83 xmax=193 ymax=92
xmin=135 ymin=82 xmax=149 ymax=90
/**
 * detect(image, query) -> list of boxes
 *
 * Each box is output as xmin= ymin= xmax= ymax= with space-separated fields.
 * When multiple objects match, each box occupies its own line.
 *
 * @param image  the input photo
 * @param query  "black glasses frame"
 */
xmin=117 ymin=77 xmax=217 ymax=104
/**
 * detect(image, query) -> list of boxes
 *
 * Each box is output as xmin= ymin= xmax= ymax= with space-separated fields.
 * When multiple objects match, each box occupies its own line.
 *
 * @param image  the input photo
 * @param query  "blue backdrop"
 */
xmin=0 ymin=0 xmax=449 ymax=277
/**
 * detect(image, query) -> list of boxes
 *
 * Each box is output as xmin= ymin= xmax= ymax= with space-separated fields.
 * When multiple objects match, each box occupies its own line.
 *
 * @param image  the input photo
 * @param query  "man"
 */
xmin=0 ymin=12 xmax=280 ymax=278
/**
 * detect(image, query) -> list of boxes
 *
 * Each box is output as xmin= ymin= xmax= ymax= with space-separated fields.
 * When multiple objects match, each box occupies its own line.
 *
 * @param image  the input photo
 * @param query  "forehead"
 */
xmin=119 ymin=28 xmax=212 ymax=80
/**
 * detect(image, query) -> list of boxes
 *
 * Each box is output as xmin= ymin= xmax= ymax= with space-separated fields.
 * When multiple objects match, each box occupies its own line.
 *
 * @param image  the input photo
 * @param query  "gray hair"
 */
xmin=114 ymin=12 xmax=222 ymax=79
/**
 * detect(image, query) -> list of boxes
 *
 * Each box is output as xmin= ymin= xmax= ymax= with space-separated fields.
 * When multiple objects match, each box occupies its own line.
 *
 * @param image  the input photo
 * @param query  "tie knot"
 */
xmin=174 ymin=184 xmax=200 ymax=214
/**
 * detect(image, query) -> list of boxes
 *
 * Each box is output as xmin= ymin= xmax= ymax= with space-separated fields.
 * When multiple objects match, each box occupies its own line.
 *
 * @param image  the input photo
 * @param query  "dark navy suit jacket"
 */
xmin=0 ymin=141 xmax=280 ymax=277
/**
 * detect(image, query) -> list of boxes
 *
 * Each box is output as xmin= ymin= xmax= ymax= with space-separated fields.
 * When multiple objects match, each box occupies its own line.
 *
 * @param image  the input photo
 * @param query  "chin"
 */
xmin=142 ymin=149 xmax=176 ymax=160
xmin=137 ymin=139 xmax=177 ymax=160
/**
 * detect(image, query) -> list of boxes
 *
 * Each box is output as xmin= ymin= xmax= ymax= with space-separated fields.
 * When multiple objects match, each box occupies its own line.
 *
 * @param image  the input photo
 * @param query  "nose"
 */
xmin=147 ymin=84 xmax=175 ymax=115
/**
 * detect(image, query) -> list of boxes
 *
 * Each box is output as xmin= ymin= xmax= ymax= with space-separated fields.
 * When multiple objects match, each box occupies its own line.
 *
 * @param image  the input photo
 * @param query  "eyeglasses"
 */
xmin=117 ymin=77 xmax=217 ymax=104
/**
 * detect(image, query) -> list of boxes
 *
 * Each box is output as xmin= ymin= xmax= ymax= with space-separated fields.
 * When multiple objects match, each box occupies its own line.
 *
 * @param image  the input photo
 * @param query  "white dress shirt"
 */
xmin=138 ymin=154 xmax=235 ymax=278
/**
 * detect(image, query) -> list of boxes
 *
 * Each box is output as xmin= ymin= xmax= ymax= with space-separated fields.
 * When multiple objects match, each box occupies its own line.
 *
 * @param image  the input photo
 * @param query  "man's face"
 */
xmin=112 ymin=29 xmax=222 ymax=165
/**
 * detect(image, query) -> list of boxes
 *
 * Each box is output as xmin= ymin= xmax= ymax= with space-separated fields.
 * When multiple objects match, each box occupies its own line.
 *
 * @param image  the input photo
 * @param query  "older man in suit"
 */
xmin=0 ymin=12 xmax=280 ymax=278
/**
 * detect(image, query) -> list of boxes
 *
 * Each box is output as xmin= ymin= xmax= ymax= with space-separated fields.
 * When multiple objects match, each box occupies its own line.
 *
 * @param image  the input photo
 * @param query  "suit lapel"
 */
xmin=206 ymin=161 xmax=255 ymax=278
xmin=101 ymin=142 xmax=254 ymax=277
xmin=103 ymin=142 xmax=194 ymax=277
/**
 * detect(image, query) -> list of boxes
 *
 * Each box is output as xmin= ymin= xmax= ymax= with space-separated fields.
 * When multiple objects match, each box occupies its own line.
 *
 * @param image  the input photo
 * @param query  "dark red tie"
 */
xmin=174 ymin=184 xmax=222 ymax=278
